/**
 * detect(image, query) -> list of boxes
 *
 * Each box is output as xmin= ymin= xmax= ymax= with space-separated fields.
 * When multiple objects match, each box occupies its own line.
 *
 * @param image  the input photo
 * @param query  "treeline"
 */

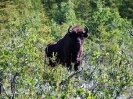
xmin=0 ymin=0 xmax=133 ymax=99
xmin=42 ymin=0 xmax=133 ymax=24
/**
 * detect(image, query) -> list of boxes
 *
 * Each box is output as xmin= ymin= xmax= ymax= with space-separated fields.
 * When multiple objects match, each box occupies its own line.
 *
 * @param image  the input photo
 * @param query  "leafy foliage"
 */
xmin=0 ymin=0 xmax=133 ymax=99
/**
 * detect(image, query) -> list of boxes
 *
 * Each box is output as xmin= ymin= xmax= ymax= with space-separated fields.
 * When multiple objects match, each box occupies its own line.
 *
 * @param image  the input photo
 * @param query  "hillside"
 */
xmin=0 ymin=0 xmax=133 ymax=98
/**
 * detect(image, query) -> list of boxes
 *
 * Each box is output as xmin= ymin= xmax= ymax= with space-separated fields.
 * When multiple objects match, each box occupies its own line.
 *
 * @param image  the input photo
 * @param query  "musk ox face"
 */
xmin=68 ymin=26 xmax=89 ymax=43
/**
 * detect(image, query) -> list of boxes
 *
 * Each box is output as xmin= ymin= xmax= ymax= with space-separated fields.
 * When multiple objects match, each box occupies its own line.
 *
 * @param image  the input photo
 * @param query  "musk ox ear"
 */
xmin=68 ymin=26 xmax=72 ymax=33
xmin=84 ymin=26 xmax=89 ymax=37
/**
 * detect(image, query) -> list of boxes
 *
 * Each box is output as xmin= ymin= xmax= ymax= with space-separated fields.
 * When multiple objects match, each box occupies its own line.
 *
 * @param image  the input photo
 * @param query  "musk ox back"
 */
xmin=45 ymin=25 xmax=89 ymax=71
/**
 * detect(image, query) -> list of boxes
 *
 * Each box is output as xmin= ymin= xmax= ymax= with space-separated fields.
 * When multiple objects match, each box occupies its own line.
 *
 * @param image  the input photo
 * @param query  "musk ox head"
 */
xmin=68 ymin=25 xmax=89 ymax=44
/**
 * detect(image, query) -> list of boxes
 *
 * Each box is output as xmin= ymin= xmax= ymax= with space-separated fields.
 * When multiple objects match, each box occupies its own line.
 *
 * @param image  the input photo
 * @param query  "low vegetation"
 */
xmin=0 ymin=0 xmax=133 ymax=98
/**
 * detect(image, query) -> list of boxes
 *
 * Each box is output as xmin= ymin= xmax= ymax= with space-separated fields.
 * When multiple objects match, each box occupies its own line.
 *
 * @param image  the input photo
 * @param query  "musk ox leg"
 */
xmin=49 ymin=59 xmax=56 ymax=67
xmin=66 ymin=62 xmax=72 ymax=70
xmin=64 ymin=51 xmax=72 ymax=70
xmin=74 ymin=61 xmax=80 ymax=71
xmin=45 ymin=45 xmax=58 ymax=67
xmin=65 ymin=56 xmax=72 ymax=70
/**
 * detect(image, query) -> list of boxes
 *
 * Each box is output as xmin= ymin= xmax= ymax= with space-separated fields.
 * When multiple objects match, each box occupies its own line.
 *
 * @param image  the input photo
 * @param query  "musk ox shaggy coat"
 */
xmin=45 ymin=25 xmax=89 ymax=71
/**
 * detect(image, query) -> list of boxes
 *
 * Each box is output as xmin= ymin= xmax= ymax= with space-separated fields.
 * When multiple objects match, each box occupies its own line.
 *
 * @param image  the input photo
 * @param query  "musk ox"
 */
xmin=45 ymin=25 xmax=89 ymax=71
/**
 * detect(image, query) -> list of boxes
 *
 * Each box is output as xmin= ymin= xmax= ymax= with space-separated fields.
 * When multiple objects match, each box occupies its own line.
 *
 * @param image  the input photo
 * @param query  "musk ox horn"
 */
xmin=68 ymin=26 xmax=72 ymax=33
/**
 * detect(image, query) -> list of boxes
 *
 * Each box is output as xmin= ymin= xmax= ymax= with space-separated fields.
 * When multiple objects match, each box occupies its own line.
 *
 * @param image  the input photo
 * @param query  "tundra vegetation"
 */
xmin=0 ymin=0 xmax=133 ymax=99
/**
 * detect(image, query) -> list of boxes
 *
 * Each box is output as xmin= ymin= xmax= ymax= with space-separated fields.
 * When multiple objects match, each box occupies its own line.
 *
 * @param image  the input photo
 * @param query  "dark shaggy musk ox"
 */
xmin=45 ymin=25 xmax=89 ymax=71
